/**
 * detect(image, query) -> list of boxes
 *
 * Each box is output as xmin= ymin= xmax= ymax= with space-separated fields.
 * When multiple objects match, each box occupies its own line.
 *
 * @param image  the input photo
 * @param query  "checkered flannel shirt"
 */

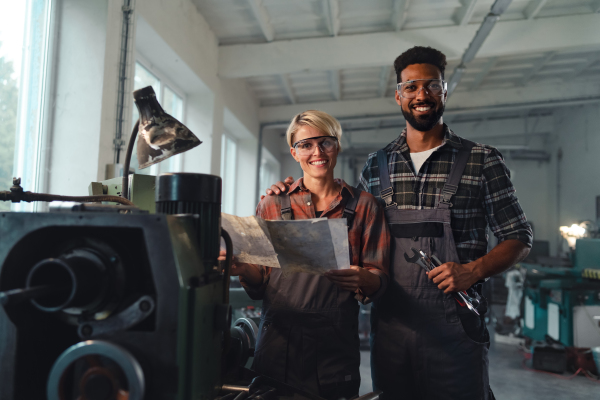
xmin=240 ymin=178 xmax=390 ymax=302
xmin=357 ymin=124 xmax=533 ymax=264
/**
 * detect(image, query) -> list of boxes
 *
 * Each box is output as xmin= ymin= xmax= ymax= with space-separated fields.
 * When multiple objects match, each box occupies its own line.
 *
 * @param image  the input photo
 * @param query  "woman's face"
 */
xmin=290 ymin=125 xmax=339 ymax=180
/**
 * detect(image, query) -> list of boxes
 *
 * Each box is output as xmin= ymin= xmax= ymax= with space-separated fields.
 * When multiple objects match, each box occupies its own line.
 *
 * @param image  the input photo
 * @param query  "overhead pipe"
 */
xmin=447 ymin=0 xmax=514 ymax=96
xmin=113 ymin=0 xmax=136 ymax=164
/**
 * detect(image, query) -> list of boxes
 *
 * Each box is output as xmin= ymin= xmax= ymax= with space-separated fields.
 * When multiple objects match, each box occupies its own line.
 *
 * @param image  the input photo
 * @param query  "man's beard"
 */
xmin=402 ymin=101 xmax=445 ymax=132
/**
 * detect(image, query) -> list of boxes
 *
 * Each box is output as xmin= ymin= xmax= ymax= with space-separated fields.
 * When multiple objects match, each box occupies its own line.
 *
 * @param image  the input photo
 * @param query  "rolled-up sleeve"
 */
xmin=481 ymin=148 xmax=533 ymax=247
xmin=355 ymin=194 xmax=390 ymax=304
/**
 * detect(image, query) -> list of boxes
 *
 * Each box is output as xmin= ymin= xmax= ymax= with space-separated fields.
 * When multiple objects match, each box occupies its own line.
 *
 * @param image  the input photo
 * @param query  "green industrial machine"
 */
xmin=90 ymin=174 xmax=157 ymax=213
xmin=0 ymin=173 xmax=245 ymax=400
xmin=521 ymin=239 xmax=600 ymax=347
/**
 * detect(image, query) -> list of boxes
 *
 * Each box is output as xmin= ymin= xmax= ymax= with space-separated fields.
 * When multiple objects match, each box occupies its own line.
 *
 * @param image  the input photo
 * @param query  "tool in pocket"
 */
xmin=404 ymin=247 xmax=480 ymax=316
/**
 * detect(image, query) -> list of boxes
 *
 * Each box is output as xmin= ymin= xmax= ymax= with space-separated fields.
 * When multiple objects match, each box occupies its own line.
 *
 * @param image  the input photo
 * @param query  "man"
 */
xmin=267 ymin=46 xmax=532 ymax=399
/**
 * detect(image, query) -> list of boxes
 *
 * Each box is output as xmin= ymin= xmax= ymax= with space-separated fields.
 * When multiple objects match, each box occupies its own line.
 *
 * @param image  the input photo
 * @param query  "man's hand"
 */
xmin=427 ymin=262 xmax=480 ymax=293
xmin=260 ymin=176 xmax=294 ymax=200
xmin=325 ymin=266 xmax=381 ymax=296
xmin=427 ymin=239 xmax=530 ymax=293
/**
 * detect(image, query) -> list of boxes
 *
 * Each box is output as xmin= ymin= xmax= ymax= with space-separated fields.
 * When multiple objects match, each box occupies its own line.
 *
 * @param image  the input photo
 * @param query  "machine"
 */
xmin=0 ymin=173 xmax=238 ymax=399
xmin=521 ymin=237 xmax=600 ymax=348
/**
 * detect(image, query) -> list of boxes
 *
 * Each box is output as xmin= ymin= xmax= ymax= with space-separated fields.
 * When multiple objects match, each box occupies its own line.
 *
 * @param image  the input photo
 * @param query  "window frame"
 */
xmin=10 ymin=0 xmax=56 ymax=212
xmin=220 ymin=132 xmax=238 ymax=215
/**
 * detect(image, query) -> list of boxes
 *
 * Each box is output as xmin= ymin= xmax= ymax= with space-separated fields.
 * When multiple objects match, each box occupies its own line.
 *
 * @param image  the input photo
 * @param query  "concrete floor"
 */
xmin=358 ymin=341 xmax=600 ymax=398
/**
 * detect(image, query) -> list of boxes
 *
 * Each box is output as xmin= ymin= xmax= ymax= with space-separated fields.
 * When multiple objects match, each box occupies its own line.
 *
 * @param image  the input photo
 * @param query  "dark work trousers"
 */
xmin=370 ymin=143 xmax=494 ymax=400
xmin=252 ymin=277 xmax=361 ymax=400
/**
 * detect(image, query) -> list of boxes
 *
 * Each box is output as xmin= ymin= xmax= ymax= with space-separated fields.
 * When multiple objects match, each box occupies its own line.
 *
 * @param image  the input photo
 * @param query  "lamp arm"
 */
xmin=121 ymin=119 xmax=140 ymax=200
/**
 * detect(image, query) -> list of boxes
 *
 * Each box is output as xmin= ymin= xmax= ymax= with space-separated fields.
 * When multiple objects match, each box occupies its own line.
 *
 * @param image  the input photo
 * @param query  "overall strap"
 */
xmin=342 ymin=186 xmax=361 ymax=228
xmin=376 ymin=150 xmax=397 ymax=209
xmin=280 ymin=194 xmax=293 ymax=220
xmin=438 ymin=139 xmax=476 ymax=209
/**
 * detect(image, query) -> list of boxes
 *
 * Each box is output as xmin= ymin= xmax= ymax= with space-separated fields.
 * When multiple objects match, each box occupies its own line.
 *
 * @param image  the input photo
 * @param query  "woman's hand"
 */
xmin=218 ymin=250 xmax=263 ymax=285
xmin=324 ymin=266 xmax=381 ymax=296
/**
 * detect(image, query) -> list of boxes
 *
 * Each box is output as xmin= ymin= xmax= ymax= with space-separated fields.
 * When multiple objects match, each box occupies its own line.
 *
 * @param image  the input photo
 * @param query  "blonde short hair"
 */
xmin=286 ymin=110 xmax=343 ymax=152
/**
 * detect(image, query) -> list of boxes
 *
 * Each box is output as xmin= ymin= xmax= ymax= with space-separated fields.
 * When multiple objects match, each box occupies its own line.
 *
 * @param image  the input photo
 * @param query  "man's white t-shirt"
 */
xmin=410 ymin=144 xmax=443 ymax=174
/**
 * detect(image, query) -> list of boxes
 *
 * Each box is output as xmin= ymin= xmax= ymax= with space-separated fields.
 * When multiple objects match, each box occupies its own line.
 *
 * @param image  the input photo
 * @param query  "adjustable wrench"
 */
xmin=404 ymin=247 xmax=480 ymax=316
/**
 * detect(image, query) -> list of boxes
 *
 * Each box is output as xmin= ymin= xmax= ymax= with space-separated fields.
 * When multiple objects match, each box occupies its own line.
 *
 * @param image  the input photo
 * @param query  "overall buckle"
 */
xmin=380 ymin=187 xmax=397 ymax=209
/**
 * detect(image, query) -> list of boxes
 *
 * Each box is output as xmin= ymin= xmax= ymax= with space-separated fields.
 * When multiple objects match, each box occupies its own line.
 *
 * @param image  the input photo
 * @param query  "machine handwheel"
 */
xmin=47 ymin=340 xmax=144 ymax=400
xmin=234 ymin=317 xmax=259 ymax=353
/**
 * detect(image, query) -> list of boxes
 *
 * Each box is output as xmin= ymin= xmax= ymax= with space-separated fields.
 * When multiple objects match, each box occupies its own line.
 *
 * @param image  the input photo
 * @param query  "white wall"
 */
xmin=504 ymin=158 xmax=552 ymax=245
xmin=47 ymin=0 xmax=111 ymax=195
xmin=44 ymin=0 xmax=264 ymax=213
xmin=550 ymin=103 xmax=600 ymax=245
xmin=135 ymin=0 xmax=261 ymax=212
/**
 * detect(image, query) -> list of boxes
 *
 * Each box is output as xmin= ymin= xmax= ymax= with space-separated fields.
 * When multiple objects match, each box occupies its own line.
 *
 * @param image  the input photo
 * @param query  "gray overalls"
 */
xmin=370 ymin=140 xmax=494 ymax=400
xmin=252 ymin=187 xmax=362 ymax=400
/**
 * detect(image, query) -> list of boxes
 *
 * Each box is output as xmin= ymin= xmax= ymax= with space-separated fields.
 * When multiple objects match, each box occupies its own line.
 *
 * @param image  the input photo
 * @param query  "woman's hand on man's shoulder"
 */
xmin=260 ymin=176 xmax=295 ymax=200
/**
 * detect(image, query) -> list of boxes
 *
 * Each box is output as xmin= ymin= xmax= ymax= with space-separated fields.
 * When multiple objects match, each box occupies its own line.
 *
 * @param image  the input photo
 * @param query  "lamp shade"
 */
xmin=133 ymin=86 xmax=201 ymax=169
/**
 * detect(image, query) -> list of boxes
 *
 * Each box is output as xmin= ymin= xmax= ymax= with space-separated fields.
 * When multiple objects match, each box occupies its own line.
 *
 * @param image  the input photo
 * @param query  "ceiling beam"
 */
xmin=519 ymin=51 xmax=554 ymax=85
xmin=447 ymin=0 xmax=514 ymax=96
xmin=219 ymin=12 xmax=600 ymax=79
xmin=323 ymin=0 xmax=340 ymax=36
xmin=330 ymin=70 xmax=341 ymax=100
xmin=524 ymin=0 xmax=548 ymax=20
xmin=259 ymin=80 xmax=600 ymax=122
xmin=392 ymin=0 xmax=411 ymax=31
xmin=378 ymin=66 xmax=393 ymax=97
xmin=455 ymin=0 xmax=479 ymax=26
xmin=248 ymin=0 xmax=274 ymax=42
xmin=572 ymin=54 xmax=600 ymax=78
xmin=469 ymin=57 xmax=498 ymax=90
xmin=280 ymin=74 xmax=296 ymax=104
xmin=347 ymin=116 xmax=553 ymax=145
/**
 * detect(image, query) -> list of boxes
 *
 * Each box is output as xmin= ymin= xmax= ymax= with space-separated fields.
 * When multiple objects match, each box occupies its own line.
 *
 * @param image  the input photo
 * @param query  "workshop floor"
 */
xmin=358 ymin=341 xmax=600 ymax=398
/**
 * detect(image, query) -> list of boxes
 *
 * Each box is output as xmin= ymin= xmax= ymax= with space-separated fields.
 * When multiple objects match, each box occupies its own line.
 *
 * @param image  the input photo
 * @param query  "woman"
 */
xmin=221 ymin=110 xmax=389 ymax=399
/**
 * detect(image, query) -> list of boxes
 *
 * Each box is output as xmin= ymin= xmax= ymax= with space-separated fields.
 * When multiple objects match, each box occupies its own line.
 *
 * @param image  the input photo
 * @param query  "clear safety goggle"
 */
xmin=396 ymin=79 xmax=448 ymax=99
xmin=292 ymin=136 xmax=338 ymax=156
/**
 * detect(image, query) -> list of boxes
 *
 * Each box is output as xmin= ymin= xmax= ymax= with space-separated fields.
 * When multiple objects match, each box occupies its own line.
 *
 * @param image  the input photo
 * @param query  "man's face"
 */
xmin=395 ymin=63 xmax=446 ymax=132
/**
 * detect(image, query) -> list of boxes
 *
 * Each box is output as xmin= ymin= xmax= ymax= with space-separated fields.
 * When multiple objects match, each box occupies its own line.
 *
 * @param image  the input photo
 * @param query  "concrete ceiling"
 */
xmin=191 ymin=0 xmax=600 ymax=128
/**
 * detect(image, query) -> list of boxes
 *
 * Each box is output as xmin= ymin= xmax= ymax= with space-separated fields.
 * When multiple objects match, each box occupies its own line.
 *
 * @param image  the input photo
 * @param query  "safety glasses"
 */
xmin=292 ymin=136 xmax=338 ymax=156
xmin=396 ymin=79 xmax=447 ymax=99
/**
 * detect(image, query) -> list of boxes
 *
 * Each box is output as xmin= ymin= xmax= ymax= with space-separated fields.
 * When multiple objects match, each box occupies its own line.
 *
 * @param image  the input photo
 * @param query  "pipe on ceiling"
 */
xmin=447 ymin=0 xmax=514 ymax=96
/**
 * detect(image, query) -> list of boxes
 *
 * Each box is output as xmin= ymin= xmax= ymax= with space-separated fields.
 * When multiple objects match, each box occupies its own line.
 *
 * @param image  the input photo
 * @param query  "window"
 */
xmin=130 ymin=60 xmax=185 ymax=176
xmin=0 ymin=0 xmax=53 ymax=211
xmin=259 ymin=147 xmax=281 ymax=202
xmin=221 ymin=134 xmax=237 ymax=214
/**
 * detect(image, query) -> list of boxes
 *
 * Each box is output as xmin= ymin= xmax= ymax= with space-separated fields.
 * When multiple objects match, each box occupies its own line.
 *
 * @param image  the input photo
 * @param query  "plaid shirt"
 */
xmin=357 ymin=124 xmax=533 ymax=264
xmin=240 ymin=178 xmax=390 ymax=302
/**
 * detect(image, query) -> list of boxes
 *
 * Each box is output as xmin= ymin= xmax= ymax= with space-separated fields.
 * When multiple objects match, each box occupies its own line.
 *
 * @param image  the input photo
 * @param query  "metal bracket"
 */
xmin=78 ymin=295 xmax=155 ymax=339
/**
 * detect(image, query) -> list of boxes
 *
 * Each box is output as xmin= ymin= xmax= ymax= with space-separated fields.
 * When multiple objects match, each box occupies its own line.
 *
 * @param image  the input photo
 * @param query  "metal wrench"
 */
xmin=404 ymin=247 xmax=480 ymax=316
xmin=429 ymin=254 xmax=480 ymax=309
